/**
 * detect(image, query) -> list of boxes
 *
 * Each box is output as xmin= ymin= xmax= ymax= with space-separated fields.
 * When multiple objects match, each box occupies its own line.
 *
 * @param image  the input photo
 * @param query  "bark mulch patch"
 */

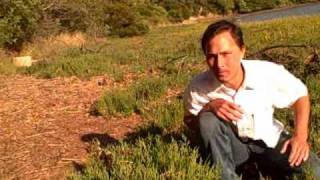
xmin=0 ymin=75 xmax=142 ymax=179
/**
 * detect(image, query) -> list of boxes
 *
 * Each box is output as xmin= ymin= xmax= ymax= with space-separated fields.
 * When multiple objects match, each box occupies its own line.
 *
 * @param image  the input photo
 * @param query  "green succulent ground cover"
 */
xmin=1 ymin=16 xmax=320 ymax=179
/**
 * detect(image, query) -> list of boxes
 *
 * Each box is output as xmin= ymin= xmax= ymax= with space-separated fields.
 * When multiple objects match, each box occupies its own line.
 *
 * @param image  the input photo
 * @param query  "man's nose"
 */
xmin=216 ymin=55 xmax=225 ymax=68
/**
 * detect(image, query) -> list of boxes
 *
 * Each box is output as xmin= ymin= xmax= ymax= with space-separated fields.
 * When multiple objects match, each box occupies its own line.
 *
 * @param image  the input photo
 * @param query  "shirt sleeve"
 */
xmin=183 ymin=84 xmax=210 ymax=116
xmin=270 ymin=64 xmax=308 ymax=108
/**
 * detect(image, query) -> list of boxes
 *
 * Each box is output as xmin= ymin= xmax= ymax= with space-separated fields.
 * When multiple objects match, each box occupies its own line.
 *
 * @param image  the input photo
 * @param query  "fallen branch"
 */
xmin=60 ymin=158 xmax=83 ymax=162
xmin=158 ymin=55 xmax=189 ymax=70
xmin=250 ymin=44 xmax=317 ymax=57
xmin=25 ymin=131 xmax=55 ymax=139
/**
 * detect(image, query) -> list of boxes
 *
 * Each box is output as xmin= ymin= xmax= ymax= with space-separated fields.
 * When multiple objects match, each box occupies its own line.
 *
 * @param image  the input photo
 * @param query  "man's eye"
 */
xmin=207 ymin=56 xmax=213 ymax=60
xmin=222 ymin=52 xmax=231 ymax=56
xmin=207 ymin=54 xmax=217 ymax=60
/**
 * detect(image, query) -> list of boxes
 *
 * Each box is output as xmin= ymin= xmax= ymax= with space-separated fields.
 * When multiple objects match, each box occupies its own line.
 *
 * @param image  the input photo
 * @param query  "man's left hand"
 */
xmin=281 ymin=136 xmax=310 ymax=167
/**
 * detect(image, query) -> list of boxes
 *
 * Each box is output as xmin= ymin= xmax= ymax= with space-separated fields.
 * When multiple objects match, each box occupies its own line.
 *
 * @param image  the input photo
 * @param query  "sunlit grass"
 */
xmin=20 ymin=53 xmax=126 ymax=80
xmin=1 ymin=15 xmax=319 ymax=179
xmin=78 ymin=15 xmax=320 ymax=179
xmin=243 ymin=16 xmax=320 ymax=52
xmin=141 ymin=98 xmax=184 ymax=133
xmin=93 ymin=76 xmax=170 ymax=117
xmin=69 ymin=136 xmax=221 ymax=180
xmin=0 ymin=59 xmax=16 ymax=75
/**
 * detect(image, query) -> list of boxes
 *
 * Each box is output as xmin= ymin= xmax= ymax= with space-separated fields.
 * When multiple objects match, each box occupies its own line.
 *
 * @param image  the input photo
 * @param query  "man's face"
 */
xmin=206 ymin=31 xmax=245 ymax=86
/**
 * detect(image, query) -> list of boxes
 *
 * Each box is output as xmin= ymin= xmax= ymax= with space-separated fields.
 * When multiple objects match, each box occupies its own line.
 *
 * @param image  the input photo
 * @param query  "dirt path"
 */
xmin=0 ymin=75 xmax=142 ymax=179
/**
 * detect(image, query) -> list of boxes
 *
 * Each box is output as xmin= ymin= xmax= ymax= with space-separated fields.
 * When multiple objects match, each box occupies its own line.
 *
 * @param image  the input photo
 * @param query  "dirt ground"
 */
xmin=0 ymin=75 xmax=142 ymax=179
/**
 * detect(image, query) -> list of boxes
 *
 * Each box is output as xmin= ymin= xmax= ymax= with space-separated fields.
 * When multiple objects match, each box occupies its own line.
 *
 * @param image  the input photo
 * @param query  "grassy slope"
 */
xmin=68 ymin=16 xmax=320 ymax=179
xmin=1 ymin=16 xmax=320 ymax=179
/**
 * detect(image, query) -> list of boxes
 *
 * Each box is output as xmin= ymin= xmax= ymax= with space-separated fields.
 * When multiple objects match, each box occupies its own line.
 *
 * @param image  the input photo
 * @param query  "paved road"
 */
xmin=237 ymin=2 xmax=320 ymax=22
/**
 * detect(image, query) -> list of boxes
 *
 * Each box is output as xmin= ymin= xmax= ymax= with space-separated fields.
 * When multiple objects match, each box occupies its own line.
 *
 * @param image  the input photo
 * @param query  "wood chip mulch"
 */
xmin=0 ymin=74 xmax=142 ymax=179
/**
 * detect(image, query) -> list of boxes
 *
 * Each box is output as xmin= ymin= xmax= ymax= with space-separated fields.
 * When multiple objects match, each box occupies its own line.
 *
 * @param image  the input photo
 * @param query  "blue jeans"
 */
xmin=199 ymin=112 xmax=320 ymax=180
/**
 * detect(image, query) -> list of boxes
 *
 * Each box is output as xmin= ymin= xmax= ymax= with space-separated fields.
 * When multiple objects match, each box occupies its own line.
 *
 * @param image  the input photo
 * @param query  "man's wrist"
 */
xmin=293 ymin=131 xmax=308 ymax=141
xmin=293 ymin=121 xmax=309 ymax=141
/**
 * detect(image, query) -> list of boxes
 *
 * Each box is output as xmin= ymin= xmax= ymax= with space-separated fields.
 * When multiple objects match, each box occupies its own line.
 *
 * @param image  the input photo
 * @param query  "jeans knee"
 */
xmin=199 ymin=112 xmax=225 ymax=137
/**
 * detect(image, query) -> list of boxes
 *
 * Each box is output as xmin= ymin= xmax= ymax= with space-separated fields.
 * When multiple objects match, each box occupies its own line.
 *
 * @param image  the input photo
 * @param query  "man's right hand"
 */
xmin=204 ymin=98 xmax=243 ymax=122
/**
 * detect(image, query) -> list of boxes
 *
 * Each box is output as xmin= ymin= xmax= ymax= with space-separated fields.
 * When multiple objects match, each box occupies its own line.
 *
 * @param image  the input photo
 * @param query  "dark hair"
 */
xmin=201 ymin=20 xmax=244 ymax=55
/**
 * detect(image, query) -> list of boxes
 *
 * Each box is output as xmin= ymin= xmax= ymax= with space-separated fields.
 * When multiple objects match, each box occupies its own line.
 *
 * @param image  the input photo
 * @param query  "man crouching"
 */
xmin=183 ymin=20 xmax=320 ymax=179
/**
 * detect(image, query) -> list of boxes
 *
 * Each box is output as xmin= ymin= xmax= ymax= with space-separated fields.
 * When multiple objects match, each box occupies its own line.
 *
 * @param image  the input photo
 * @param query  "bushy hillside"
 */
xmin=0 ymin=0 xmax=317 ymax=51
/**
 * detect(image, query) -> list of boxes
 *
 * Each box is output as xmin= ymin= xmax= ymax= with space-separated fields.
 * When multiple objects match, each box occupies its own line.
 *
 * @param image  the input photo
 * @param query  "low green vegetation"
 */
xmin=69 ymin=16 xmax=320 ymax=179
xmin=68 ymin=136 xmax=220 ymax=180
xmin=20 ymin=52 xmax=127 ymax=79
xmin=1 ymin=0 xmax=318 ymax=50
xmin=0 ymin=0 xmax=41 ymax=51
xmin=1 ymin=14 xmax=319 ymax=179
xmin=0 ymin=59 xmax=17 ymax=75
xmin=141 ymin=98 xmax=185 ymax=133
xmin=93 ymin=77 xmax=170 ymax=117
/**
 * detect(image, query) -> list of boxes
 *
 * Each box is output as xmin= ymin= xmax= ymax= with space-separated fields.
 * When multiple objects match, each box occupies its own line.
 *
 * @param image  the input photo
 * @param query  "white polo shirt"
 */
xmin=183 ymin=60 xmax=308 ymax=148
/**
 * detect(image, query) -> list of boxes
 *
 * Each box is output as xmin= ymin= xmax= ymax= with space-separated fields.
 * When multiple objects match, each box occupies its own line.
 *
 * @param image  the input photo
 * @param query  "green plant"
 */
xmin=93 ymin=77 xmax=170 ymax=117
xmin=94 ymin=90 xmax=137 ymax=117
xmin=235 ymin=0 xmax=279 ymax=12
xmin=216 ymin=0 xmax=236 ymax=14
xmin=134 ymin=2 xmax=168 ymax=25
xmin=69 ymin=136 xmax=221 ymax=180
xmin=0 ymin=59 xmax=17 ymax=75
xmin=142 ymin=99 xmax=184 ymax=132
xmin=67 ymin=15 xmax=320 ymax=179
xmin=237 ymin=0 xmax=250 ymax=13
xmin=158 ymin=0 xmax=193 ymax=22
xmin=133 ymin=77 xmax=169 ymax=102
xmin=37 ymin=0 xmax=114 ymax=37
xmin=21 ymin=51 xmax=125 ymax=79
xmin=42 ymin=1 xmax=88 ymax=33
xmin=104 ymin=3 xmax=150 ymax=37
xmin=0 ymin=0 xmax=41 ymax=51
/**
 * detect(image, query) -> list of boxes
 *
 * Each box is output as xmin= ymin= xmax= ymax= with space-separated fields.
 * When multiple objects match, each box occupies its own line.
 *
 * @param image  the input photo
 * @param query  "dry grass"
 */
xmin=0 ymin=74 xmax=143 ymax=179
xmin=20 ymin=32 xmax=88 ymax=60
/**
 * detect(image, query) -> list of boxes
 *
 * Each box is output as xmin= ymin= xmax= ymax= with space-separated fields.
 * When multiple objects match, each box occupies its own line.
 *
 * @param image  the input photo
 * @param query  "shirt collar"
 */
xmin=213 ymin=60 xmax=255 ymax=95
xmin=240 ymin=60 xmax=256 ymax=91
xmin=239 ymin=60 xmax=255 ymax=90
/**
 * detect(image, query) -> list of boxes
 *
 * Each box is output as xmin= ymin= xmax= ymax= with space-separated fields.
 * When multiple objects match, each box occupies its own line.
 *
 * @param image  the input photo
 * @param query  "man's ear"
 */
xmin=241 ymin=46 xmax=246 ymax=59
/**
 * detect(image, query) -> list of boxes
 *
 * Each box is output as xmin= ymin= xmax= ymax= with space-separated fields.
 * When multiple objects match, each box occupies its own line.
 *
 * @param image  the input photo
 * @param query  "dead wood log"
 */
xmin=249 ymin=44 xmax=318 ymax=58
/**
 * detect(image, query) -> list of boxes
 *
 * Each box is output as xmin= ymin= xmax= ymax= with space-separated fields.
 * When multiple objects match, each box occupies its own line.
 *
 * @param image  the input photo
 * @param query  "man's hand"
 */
xmin=204 ymin=98 xmax=243 ymax=122
xmin=281 ymin=136 xmax=310 ymax=167
xmin=280 ymin=95 xmax=311 ymax=167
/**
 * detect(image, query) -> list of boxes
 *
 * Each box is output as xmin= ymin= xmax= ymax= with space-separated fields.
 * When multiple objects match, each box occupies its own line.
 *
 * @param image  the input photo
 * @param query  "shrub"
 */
xmin=237 ymin=0 xmax=251 ymax=13
xmin=0 ymin=0 xmax=41 ymax=51
xmin=134 ymin=3 xmax=168 ymax=25
xmin=42 ymin=1 xmax=88 ymax=33
xmin=186 ymin=1 xmax=207 ymax=16
xmin=35 ymin=0 xmax=114 ymax=37
xmin=236 ymin=0 xmax=278 ymax=12
xmin=104 ymin=3 xmax=150 ymax=37
xmin=158 ymin=0 xmax=193 ymax=22
xmin=216 ymin=0 xmax=236 ymax=14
